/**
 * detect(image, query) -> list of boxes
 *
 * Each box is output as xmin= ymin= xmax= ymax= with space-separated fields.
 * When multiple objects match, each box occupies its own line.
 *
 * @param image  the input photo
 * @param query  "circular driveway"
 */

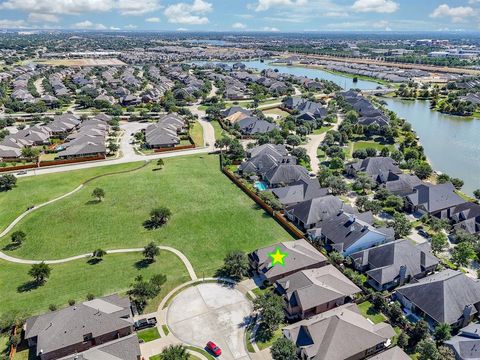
xmin=167 ymin=283 xmax=252 ymax=360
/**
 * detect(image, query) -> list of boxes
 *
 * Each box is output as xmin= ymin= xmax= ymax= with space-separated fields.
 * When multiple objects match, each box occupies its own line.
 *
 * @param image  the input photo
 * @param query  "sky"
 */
xmin=0 ymin=0 xmax=479 ymax=32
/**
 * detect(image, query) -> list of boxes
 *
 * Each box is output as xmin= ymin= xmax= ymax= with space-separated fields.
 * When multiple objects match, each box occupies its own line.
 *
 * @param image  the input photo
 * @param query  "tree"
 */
xmin=438 ymin=346 xmax=455 ymax=360
xmin=270 ymin=337 xmax=298 ymax=360
xmin=286 ymin=134 xmax=301 ymax=148
xmin=128 ymin=274 xmax=166 ymax=311
xmin=450 ymin=178 xmax=464 ymax=190
xmin=157 ymin=159 xmax=164 ymax=168
xmin=411 ymin=320 xmax=430 ymax=345
xmin=143 ymin=242 xmax=160 ymax=262
xmin=11 ymin=231 xmax=26 ymax=245
xmin=92 ymin=248 xmax=107 ymax=261
xmin=474 ymin=189 xmax=480 ymax=201
xmin=329 ymin=251 xmax=344 ymax=265
xmin=414 ymin=162 xmax=433 ymax=180
xmin=397 ymin=331 xmax=409 ymax=350
xmin=92 ymin=187 xmax=105 ymax=202
xmin=352 ymin=173 xmax=375 ymax=194
xmin=325 ymin=176 xmax=348 ymax=195
xmin=144 ymin=207 xmax=172 ymax=229
xmin=431 ymin=233 xmax=448 ymax=254
xmin=221 ymin=251 xmax=249 ymax=280
xmin=160 ymin=345 xmax=189 ymax=360
xmin=28 ymin=262 xmax=51 ymax=284
xmin=253 ymin=292 xmax=284 ymax=336
xmin=108 ymin=142 xmax=119 ymax=153
xmin=0 ymin=174 xmax=17 ymax=192
xmin=416 ymin=339 xmax=439 ymax=360
xmin=434 ymin=323 xmax=452 ymax=343
xmin=383 ymin=195 xmax=404 ymax=212
xmin=452 ymin=241 xmax=476 ymax=267
xmin=390 ymin=213 xmax=412 ymax=239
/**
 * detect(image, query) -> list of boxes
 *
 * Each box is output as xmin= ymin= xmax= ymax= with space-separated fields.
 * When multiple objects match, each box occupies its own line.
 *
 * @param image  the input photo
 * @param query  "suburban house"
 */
xmin=381 ymin=173 xmax=423 ymax=197
xmin=405 ymin=183 xmax=466 ymax=219
xmin=349 ymin=239 xmax=439 ymax=291
xmin=367 ymin=346 xmax=411 ymax=360
xmin=395 ymin=270 xmax=480 ymax=328
xmin=445 ymin=322 xmax=480 ymax=360
xmin=237 ymin=117 xmax=280 ymax=136
xmin=319 ymin=211 xmax=395 ymax=256
xmin=24 ymin=295 xmax=140 ymax=360
xmin=43 ymin=114 xmax=81 ymax=139
xmin=246 ymin=144 xmax=288 ymax=159
xmin=271 ymin=179 xmax=328 ymax=207
xmin=144 ymin=113 xmax=186 ymax=149
xmin=286 ymin=196 xmax=353 ymax=230
xmin=346 ymin=157 xmax=402 ymax=182
xmin=450 ymin=202 xmax=480 ymax=235
xmin=239 ymin=145 xmax=296 ymax=177
xmin=283 ymin=303 xmax=395 ymax=360
xmin=275 ymin=265 xmax=361 ymax=319
xmin=248 ymin=239 xmax=328 ymax=284
xmin=263 ymin=164 xmax=310 ymax=188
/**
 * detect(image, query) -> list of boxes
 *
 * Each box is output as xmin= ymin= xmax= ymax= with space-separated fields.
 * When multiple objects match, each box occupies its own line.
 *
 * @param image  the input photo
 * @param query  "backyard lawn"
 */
xmin=1 ymin=155 xmax=292 ymax=276
xmin=312 ymin=126 xmax=333 ymax=135
xmin=357 ymin=301 xmax=387 ymax=324
xmin=137 ymin=327 xmax=161 ymax=342
xmin=0 ymin=251 xmax=189 ymax=318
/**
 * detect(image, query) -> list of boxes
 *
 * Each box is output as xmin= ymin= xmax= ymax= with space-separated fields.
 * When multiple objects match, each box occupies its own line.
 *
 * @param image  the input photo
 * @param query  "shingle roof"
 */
xmin=284 ymin=303 xmax=395 ymax=360
xmin=271 ymin=179 xmax=328 ymax=206
xmin=367 ymin=346 xmax=410 ymax=360
xmin=396 ymin=270 xmax=480 ymax=324
xmin=406 ymin=183 xmax=466 ymax=213
xmin=286 ymin=196 xmax=352 ymax=227
xmin=264 ymin=164 xmax=310 ymax=186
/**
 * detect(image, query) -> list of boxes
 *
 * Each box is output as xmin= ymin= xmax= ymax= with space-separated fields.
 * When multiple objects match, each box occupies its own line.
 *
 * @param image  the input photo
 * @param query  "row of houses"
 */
xmin=143 ymin=113 xmax=187 ymax=149
xmin=0 ymin=113 xmax=110 ymax=161
xmin=340 ymin=90 xmax=390 ymax=127
xmin=220 ymin=107 xmax=280 ymax=136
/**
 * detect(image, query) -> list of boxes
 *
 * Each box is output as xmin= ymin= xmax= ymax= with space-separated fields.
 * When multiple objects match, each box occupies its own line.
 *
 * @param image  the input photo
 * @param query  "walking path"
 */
xmin=301 ymin=112 xmax=344 ymax=174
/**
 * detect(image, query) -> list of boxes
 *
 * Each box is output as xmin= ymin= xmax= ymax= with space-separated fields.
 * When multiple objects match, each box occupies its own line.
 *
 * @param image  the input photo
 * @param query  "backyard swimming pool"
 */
xmin=254 ymin=181 xmax=268 ymax=191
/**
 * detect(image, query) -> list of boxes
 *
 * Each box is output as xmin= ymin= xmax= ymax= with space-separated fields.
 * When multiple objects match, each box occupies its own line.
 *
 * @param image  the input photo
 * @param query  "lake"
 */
xmin=210 ymin=59 xmax=480 ymax=195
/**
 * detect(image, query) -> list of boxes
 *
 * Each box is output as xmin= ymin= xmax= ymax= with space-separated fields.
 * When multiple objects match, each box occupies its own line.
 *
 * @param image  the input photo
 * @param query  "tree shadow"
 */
xmin=85 ymin=199 xmax=101 ymax=205
xmin=87 ymin=258 xmax=102 ymax=265
xmin=143 ymin=220 xmax=159 ymax=230
xmin=134 ymin=259 xmax=153 ymax=269
xmin=3 ymin=243 xmax=21 ymax=251
xmin=17 ymin=280 xmax=41 ymax=293
xmin=255 ymin=323 xmax=274 ymax=343
xmin=152 ymin=168 xmax=163 ymax=172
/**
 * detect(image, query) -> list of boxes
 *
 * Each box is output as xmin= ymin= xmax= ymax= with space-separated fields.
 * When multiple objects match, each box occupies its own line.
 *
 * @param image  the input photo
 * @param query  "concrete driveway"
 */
xmin=167 ymin=283 xmax=252 ymax=360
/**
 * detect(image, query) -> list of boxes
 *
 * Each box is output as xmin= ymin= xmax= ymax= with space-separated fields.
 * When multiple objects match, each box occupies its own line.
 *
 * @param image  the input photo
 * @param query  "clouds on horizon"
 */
xmin=0 ymin=0 xmax=478 ymax=32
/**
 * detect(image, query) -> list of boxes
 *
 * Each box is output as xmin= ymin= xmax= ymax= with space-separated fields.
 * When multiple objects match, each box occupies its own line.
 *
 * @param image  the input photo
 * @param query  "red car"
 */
xmin=206 ymin=341 xmax=222 ymax=356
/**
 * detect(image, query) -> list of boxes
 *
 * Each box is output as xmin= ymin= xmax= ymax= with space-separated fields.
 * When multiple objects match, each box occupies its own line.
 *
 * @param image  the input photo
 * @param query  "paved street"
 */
xmin=167 ymin=283 xmax=252 ymax=360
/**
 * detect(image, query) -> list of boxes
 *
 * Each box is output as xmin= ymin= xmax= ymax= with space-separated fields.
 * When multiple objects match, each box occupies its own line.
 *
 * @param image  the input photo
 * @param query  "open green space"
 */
xmin=262 ymin=108 xmax=289 ymax=119
xmin=190 ymin=121 xmax=204 ymax=147
xmin=210 ymin=120 xmax=226 ymax=140
xmin=357 ymin=301 xmax=387 ymax=324
xmin=0 ymin=251 xmax=189 ymax=318
xmin=1 ymin=155 xmax=292 ymax=276
xmin=0 ymin=162 xmax=142 ymax=233
xmin=312 ymin=126 xmax=333 ymax=135
xmin=137 ymin=327 xmax=161 ymax=342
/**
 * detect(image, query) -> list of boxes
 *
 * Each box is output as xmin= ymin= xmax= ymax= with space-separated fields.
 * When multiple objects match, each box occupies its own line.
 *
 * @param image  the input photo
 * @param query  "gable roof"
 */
xmin=276 ymin=265 xmax=361 ymax=311
xmin=25 ymin=295 xmax=132 ymax=357
xmin=271 ymin=179 xmax=328 ymax=206
xmin=406 ymin=183 xmax=466 ymax=213
xmin=349 ymin=157 xmax=401 ymax=181
xmin=264 ymin=164 xmax=310 ymax=186
xmin=396 ymin=270 xmax=480 ymax=324
xmin=368 ymin=346 xmax=410 ymax=360
xmin=286 ymin=196 xmax=353 ymax=227
xmin=284 ymin=303 xmax=395 ymax=360
xmin=250 ymin=239 xmax=327 ymax=282
xmin=350 ymin=239 xmax=439 ymax=286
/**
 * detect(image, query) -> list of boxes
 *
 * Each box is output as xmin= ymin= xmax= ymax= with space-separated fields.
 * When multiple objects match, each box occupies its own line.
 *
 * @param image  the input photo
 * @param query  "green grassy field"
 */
xmin=312 ymin=126 xmax=333 ymax=135
xmin=357 ymin=301 xmax=386 ymax=324
xmin=0 ymin=251 xmax=189 ymax=318
xmin=1 ymin=155 xmax=292 ymax=276
xmin=0 ymin=162 xmax=142 ymax=233
xmin=348 ymin=141 xmax=395 ymax=158
xmin=190 ymin=121 xmax=204 ymax=147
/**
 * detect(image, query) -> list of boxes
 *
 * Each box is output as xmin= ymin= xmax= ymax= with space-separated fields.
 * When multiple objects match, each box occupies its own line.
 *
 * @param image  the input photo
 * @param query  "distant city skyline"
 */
xmin=0 ymin=0 xmax=479 ymax=33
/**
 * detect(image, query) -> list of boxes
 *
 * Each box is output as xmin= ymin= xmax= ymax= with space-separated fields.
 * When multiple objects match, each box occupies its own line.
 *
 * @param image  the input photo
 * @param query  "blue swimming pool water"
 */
xmin=254 ymin=181 xmax=268 ymax=191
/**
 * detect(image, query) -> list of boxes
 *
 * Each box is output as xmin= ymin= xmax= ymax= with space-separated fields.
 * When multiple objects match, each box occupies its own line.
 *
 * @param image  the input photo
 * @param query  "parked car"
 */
xmin=17 ymin=170 xmax=27 ymax=175
xmin=417 ymin=228 xmax=430 ymax=239
xmin=206 ymin=341 xmax=221 ymax=356
xmin=134 ymin=317 xmax=157 ymax=330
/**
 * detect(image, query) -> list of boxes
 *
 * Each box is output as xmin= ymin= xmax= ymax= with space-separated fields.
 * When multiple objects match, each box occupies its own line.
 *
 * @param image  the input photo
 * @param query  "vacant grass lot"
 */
xmin=0 ymin=251 xmax=189 ymax=318
xmin=2 ymin=155 xmax=292 ymax=275
xmin=0 ymin=162 xmax=142 ymax=233
xmin=190 ymin=121 xmax=204 ymax=147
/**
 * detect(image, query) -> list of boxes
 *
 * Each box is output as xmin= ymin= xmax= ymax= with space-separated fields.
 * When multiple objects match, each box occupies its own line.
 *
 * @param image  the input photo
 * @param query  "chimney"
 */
xmin=420 ymin=251 xmax=426 ymax=271
xmin=399 ymin=265 xmax=407 ymax=286
xmin=463 ymin=305 xmax=474 ymax=328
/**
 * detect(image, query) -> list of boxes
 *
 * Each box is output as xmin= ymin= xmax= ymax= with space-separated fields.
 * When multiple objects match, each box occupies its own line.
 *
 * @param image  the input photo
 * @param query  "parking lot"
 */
xmin=167 ymin=282 xmax=252 ymax=360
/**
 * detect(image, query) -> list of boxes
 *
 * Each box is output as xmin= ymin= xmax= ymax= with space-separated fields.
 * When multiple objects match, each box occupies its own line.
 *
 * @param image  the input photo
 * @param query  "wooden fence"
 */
xmin=0 ymin=155 xmax=106 ymax=173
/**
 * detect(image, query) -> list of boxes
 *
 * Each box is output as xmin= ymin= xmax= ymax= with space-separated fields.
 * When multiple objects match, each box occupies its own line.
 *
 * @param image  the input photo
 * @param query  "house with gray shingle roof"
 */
xmin=275 ymin=265 xmax=361 ymax=319
xmin=24 ymin=295 xmax=137 ymax=360
xmin=271 ymin=179 xmax=328 ymax=207
xmin=346 ymin=157 xmax=402 ymax=182
xmin=248 ymin=239 xmax=328 ymax=284
xmin=395 ymin=270 xmax=480 ymax=328
xmin=284 ymin=303 xmax=395 ymax=360
xmin=319 ymin=211 xmax=395 ymax=256
xmin=367 ymin=346 xmax=410 ymax=360
xmin=349 ymin=239 xmax=438 ymax=291
xmin=263 ymin=164 xmax=310 ymax=187
xmin=286 ymin=195 xmax=353 ymax=230
xmin=451 ymin=202 xmax=480 ymax=235
xmin=445 ymin=322 xmax=480 ymax=360
xmin=405 ymin=182 xmax=466 ymax=219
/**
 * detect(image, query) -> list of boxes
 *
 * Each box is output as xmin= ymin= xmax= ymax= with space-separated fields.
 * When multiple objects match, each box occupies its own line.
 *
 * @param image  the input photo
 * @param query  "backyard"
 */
xmin=0 ymin=154 xmax=292 ymax=275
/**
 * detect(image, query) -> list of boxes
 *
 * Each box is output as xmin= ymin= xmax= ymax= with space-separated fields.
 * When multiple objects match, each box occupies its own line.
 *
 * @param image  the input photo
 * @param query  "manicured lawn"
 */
xmin=0 ymin=251 xmax=189 ymax=318
xmin=2 ymin=155 xmax=292 ymax=276
xmin=255 ymin=324 xmax=284 ymax=350
xmin=211 ymin=120 xmax=226 ymax=140
xmin=262 ymin=108 xmax=289 ymax=118
xmin=0 ymin=162 xmax=142 ymax=233
xmin=137 ymin=327 xmax=161 ymax=342
xmin=357 ymin=301 xmax=386 ymax=324
xmin=185 ymin=346 xmax=215 ymax=360
xmin=352 ymin=141 xmax=395 ymax=153
xmin=190 ymin=121 xmax=204 ymax=147
xmin=312 ymin=126 xmax=333 ymax=135
xmin=162 ymin=324 xmax=170 ymax=336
